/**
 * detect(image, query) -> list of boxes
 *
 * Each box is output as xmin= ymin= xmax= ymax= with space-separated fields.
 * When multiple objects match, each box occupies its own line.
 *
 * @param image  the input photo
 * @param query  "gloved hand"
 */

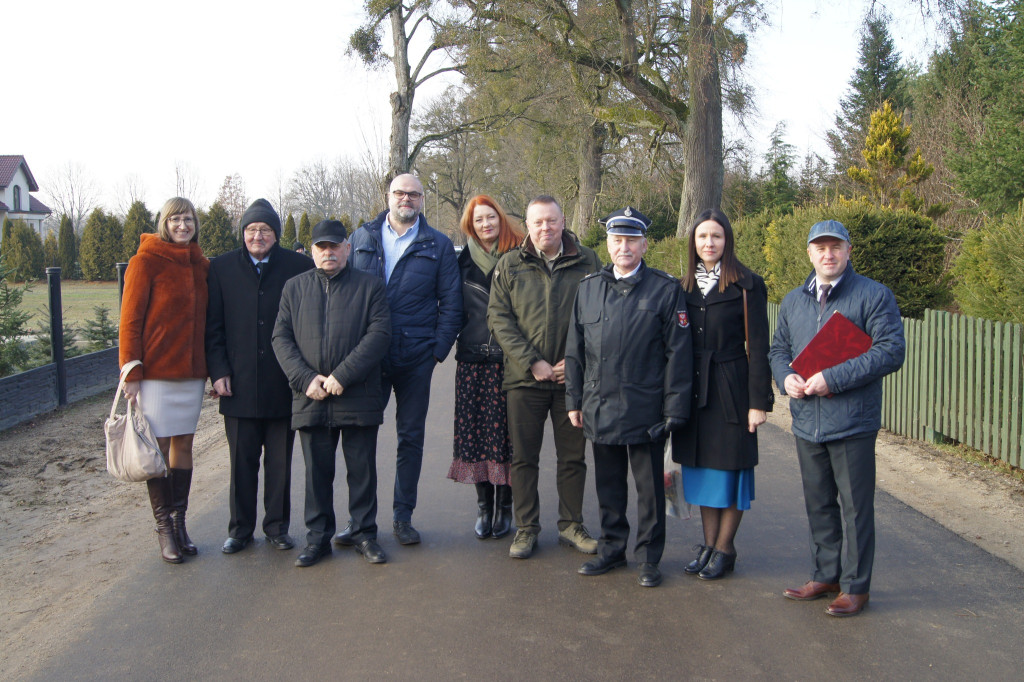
xmin=647 ymin=417 xmax=686 ymax=443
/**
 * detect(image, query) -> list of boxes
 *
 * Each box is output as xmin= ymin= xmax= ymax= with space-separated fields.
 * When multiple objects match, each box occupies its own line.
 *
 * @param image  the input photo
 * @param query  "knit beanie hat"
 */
xmin=240 ymin=198 xmax=281 ymax=238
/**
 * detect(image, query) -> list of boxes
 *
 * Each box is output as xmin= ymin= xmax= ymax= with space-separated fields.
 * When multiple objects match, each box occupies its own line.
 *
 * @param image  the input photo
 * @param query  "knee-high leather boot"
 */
xmin=474 ymin=482 xmax=494 ymax=539
xmin=170 ymin=468 xmax=198 ymax=555
xmin=491 ymin=484 xmax=513 ymax=539
xmin=147 ymin=476 xmax=182 ymax=563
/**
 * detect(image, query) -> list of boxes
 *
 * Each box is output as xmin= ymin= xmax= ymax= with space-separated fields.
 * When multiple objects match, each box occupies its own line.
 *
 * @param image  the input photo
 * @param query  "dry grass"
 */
xmin=19 ymin=281 xmax=120 ymax=331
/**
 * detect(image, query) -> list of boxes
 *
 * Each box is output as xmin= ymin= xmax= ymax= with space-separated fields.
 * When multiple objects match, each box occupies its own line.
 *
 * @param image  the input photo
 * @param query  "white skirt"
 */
xmin=138 ymin=379 xmax=205 ymax=438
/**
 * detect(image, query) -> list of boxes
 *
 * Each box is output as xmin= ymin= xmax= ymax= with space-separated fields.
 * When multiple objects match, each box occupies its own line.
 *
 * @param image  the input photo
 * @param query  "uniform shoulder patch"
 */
xmin=676 ymin=310 xmax=690 ymax=328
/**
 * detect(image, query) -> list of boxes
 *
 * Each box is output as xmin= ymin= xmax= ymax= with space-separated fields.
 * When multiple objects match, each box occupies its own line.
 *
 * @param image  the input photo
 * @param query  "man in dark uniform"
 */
xmin=207 ymin=198 xmax=313 ymax=554
xmin=565 ymin=207 xmax=693 ymax=587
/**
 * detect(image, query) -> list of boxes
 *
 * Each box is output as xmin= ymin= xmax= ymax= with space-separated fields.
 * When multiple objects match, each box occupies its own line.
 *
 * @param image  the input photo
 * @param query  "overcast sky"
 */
xmin=8 ymin=0 xmax=942 ymax=217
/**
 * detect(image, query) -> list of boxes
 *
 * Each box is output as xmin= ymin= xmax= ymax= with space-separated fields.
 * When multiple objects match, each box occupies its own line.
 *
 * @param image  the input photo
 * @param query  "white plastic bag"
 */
xmin=664 ymin=439 xmax=691 ymax=519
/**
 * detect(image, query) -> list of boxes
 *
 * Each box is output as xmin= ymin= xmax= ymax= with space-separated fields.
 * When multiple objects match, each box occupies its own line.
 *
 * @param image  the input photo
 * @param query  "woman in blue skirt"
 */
xmin=671 ymin=208 xmax=773 ymax=580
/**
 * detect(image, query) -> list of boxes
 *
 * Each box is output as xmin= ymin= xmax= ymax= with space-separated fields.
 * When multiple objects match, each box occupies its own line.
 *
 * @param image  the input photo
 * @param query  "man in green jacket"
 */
xmin=488 ymin=195 xmax=602 ymax=559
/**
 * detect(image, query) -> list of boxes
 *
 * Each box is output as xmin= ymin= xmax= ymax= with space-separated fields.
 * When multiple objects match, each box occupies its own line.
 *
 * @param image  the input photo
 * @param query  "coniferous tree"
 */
xmin=847 ymin=101 xmax=944 ymax=217
xmin=81 ymin=305 xmax=119 ymax=351
xmin=199 ymin=202 xmax=238 ymax=257
xmin=6 ymin=220 xmax=45 ymax=281
xmin=0 ymin=218 xmax=12 ymax=265
xmin=0 ymin=255 xmax=30 ymax=376
xmin=761 ymin=123 xmax=799 ymax=214
xmin=282 ymin=214 xmax=297 ymax=248
xmin=30 ymin=303 xmax=80 ymax=364
xmin=57 ymin=214 xmax=78 ymax=279
xmin=44 ymin=231 xmax=59 ymax=269
xmin=79 ymin=209 xmax=123 ymax=280
xmin=121 ymin=200 xmax=154 ymax=261
xmin=827 ymin=11 xmax=910 ymax=176
xmin=297 ymin=212 xmax=312 ymax=251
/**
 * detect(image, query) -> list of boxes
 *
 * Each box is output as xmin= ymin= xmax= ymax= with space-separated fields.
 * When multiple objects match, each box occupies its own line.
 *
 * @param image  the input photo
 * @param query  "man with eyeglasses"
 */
xmin=345 ymin=173 xmax=462 ymax=547
xmin=206 ymin=198 xmax=313 ymax=555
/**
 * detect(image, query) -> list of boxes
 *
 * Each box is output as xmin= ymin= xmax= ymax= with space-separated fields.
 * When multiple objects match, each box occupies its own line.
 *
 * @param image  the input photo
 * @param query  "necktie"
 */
xmin=818 ymin=283 xmax=831 ymax=315
xmin=255 ymin=262 xmax=263 ymax=277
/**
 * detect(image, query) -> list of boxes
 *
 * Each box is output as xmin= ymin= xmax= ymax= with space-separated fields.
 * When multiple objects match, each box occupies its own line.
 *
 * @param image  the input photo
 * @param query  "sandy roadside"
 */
xmin=1 ymin=390 xmax=1022 ymax=678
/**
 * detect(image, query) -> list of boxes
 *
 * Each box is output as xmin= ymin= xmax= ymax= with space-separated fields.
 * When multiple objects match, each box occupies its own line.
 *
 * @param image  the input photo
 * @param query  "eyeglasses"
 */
xmin=168 ymin=215 xmax=195 ymax=227
xmin=244 ymin=226 xmax=275 ymax=237
xmin=391 ymin=190 xmax=423 ymax=200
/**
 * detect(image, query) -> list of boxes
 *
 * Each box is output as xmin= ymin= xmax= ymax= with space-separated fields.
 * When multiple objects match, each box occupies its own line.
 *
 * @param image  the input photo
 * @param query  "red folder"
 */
xmin=790 ymin=311 xmax=873 ymax=379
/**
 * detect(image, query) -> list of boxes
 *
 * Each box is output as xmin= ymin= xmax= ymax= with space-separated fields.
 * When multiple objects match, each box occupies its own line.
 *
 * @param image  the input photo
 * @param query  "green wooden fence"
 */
xmin=766 ymin=305 xmax=1024 ymax=469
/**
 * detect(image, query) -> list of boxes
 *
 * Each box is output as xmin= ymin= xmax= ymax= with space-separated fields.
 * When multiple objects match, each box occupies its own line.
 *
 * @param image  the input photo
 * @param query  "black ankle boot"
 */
xmin=474 ymin=483 xmax=494 ymax=539
xmin=147 ymin=476 xmax=182 ymax=564
xmin=684 ymin=544 xmax=714 ymax=575
xmin=169 ymin=468 xmax=197 ymax=555
xmin=491 ymin=484 xmax=513 ymax=539
xmin=698 ymin=549 xmax=737 ymax=580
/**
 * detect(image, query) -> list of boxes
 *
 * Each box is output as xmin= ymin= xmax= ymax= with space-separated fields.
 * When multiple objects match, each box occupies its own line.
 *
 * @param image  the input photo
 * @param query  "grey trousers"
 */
xmin=794 ymin=431 xmax=877 ymax=595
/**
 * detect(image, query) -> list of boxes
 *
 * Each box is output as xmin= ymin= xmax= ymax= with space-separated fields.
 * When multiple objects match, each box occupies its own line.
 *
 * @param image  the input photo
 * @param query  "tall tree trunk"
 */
xmin=676 ymin=0 xmax=724 ymax=237
xmin=572 ymin=119 xmax=607 ymax=239
xmin=389 ymin=7 xmax=413 ymax=180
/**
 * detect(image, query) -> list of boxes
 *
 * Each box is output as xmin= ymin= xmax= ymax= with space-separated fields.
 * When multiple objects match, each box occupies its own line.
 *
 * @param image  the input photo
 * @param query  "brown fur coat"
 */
xmin=119 ymin=233 xmax=209 ymax=382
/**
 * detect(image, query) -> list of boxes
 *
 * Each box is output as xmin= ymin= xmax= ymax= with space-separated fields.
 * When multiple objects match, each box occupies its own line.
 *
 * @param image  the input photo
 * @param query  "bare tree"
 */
xmin=215 ymin=173 xmax=248 ymax=228
xmin=113 ymin=173 xmax=148 ymax=218
xmin=265 ymin=168 xmax=291 ymax=220
xmin=287 ymin=160 xmax=345 ymax=220
xmin=43 ymin=161 xmax=100 ymax=234
xmin=174 ymin=161 xmax=202 ymax=205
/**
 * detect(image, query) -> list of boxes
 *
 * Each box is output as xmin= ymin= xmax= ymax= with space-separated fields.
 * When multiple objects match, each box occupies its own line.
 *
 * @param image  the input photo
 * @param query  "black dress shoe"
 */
xmin=221 ymin=536 xmax=253 ymax=554
xmin=355 ymin=538 xmax=388 ymax=564
xmin=295 ymin=544 xmax=332 ymax=567
xmin=393 ymin=521 xmax=421 ymax=545
xmin=637 ymin=562 xmax=663 ymax=587
xmin=266 ymin=534 xmax=294 ymax=551
xmin=698 ymin=549 xmax=737 ymax=580
xmin=578 ymin=554 xmax=627 ymax=576
xmin=333 ymin=523 xmax=355 ymax=547
xmin=683 ymin=544 xmax=714 ymax=575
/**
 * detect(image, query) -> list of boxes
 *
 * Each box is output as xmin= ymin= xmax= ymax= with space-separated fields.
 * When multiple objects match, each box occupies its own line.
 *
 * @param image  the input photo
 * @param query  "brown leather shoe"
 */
xmin=827 ymin=592 xmax=869 ymax=617
xmin=783 ymin=580 xmax=841 ymax=601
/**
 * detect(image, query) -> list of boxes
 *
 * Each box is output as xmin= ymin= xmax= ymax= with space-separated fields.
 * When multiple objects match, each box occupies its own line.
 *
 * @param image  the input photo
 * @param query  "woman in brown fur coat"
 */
xmin=119 ymin=197 xmax=209 ymax=563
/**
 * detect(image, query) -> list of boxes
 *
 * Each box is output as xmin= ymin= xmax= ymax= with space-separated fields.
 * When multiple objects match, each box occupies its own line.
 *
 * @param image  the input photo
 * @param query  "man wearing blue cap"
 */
xmin=565 ymin=207 xmax=693 ymax=587
xmin=769 ymin=220 xmax=905 ymax=616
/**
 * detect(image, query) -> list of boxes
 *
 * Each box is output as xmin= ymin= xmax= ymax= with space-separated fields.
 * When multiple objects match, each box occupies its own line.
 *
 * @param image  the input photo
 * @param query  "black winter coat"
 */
xmin=272 ymin=266 xmax=391 ymax=429
xmin=672 ymin=269 xmax=773 ymax=470
xmin=205 ymin=244 xmax=314 ymax=419
xmin=455 ymin=247 xmax=503 ymax=363
xmin=565 ymin=263 xmax=693 ymax=445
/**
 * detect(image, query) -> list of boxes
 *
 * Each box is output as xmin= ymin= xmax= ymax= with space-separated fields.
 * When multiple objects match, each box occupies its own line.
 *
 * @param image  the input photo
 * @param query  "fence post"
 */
xmin=116 ymin=262 xmax=128 ymax=311
xmin=46 ymin=266 xmax=68 ymax=407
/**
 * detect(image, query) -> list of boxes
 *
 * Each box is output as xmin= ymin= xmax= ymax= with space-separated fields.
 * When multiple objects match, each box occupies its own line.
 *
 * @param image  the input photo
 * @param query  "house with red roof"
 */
xmin=1 ymin=155 xmax=52 ymax=242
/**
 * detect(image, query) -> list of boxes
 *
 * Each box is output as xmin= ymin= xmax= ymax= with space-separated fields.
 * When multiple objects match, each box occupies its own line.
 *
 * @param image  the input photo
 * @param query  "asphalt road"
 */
xmin=29 ymin=363 xmax=1024 ymax=680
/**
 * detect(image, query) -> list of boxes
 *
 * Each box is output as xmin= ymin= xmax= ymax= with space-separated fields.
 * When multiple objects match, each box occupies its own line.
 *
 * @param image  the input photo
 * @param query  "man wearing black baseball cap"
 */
xmin=272 ymin=220 xmax=392 ymax=567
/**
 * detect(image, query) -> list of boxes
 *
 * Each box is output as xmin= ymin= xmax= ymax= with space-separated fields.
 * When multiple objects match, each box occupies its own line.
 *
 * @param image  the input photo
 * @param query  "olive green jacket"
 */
xmin=487 ymin=231 xmax=601 ymax=391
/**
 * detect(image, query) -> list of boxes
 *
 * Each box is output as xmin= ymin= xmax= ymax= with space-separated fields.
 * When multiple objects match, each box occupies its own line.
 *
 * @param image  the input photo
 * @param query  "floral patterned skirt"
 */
xmin=448 ymin=361 xmax=511 ymax=485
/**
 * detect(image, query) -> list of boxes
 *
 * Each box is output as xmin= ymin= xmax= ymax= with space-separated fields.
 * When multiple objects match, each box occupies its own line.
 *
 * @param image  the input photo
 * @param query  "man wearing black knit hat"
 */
xmin=207 ymin=198 xmax=313 ymax=555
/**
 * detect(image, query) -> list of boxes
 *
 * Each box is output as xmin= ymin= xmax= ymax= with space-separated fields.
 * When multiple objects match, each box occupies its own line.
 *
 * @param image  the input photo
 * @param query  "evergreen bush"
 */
xmin=952 ymin=205 xmax=1024 ymax=324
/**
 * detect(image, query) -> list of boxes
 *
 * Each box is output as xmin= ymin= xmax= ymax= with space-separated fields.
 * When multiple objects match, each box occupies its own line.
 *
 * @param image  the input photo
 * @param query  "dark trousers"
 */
xmin=794 ymin=432 xmax=877 ymax=594
xmin=298 ymin=425 xmax=379 ymax=548
xmin=382 ymin=359 xmax=436 ymax=523
xmin=506 ymin=386 xmax=587 ymax=533
xmin=224 ymin=416 xmax=294 ymax=539
xmin=592 ymin=441 xmax=666 ymax=563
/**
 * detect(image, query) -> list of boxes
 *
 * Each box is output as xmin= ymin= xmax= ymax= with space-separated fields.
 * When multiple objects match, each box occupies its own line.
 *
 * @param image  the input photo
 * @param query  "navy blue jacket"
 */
xmin=349 ymin=211 xmax=462 ymax=370
xmin=769 ymin=265 xmax=905 ymax=443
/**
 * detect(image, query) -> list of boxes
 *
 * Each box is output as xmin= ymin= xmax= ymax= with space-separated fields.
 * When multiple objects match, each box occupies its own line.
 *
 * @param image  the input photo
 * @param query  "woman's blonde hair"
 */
xmin=156 ymin=197 xmax=200 ymax=243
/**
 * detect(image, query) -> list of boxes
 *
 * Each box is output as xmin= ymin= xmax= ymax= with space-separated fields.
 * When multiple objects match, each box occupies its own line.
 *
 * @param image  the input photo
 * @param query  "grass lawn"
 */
xmin=19 ymin=280 xmax=121 ymax=331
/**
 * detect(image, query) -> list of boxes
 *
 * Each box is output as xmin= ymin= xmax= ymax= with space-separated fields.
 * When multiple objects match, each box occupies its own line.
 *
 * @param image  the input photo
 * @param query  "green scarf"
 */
xmin=467 ymin=237 xmax=500 ymax=276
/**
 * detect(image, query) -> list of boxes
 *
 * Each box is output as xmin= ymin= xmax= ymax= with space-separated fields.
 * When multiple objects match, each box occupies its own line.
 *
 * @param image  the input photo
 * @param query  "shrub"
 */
xmin=762 ymin=200 xmax=949 ymax=317
xmin=81 ymin=305 xmax=119 ymax=352
xmin=952 ymin=205 xmax=1024 ymax=324
xmin=0 ymin=256 xmax=31 ymax=376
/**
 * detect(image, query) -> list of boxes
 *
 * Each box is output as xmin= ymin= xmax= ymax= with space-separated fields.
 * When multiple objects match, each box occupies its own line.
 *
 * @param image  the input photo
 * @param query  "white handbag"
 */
xmin=105 ymin=360 xmax=167 ymax=482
